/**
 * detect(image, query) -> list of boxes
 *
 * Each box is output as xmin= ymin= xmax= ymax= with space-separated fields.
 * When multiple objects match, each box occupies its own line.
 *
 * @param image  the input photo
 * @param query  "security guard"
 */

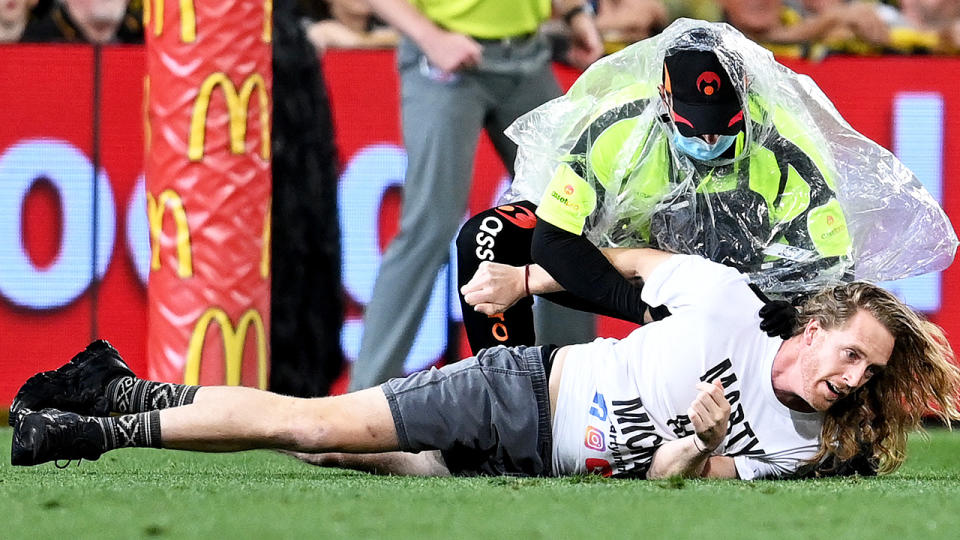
xmin=457 ymin=24 xmax=852 ymax=352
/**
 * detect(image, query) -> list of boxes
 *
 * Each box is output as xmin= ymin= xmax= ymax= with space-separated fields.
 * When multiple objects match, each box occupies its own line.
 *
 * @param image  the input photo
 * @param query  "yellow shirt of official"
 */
xmin=411 ymin=0 xmax=551 ymax=39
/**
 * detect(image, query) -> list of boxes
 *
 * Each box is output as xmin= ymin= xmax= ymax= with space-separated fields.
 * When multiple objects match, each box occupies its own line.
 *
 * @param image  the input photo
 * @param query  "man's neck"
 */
xmin=770 ymin=337 xmax=815 ymax=413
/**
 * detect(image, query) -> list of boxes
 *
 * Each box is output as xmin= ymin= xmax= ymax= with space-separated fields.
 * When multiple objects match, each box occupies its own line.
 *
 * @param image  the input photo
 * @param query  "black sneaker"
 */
xmin=11 ymin=408 xmax=106 ymax=466
xmin=9 ymin=340 xmax=134 ymax=427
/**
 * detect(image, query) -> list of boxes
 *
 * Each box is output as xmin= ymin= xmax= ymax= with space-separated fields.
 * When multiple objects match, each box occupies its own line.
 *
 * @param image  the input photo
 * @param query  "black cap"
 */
xmin=663 ymin=49 xmax=744 ymax=136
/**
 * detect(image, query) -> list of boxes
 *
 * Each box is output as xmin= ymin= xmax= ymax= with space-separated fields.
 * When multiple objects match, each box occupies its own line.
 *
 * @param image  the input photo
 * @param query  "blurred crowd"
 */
xmin=0 ymin=0 xmax=143 ymax=44
xmin=2 ymin=0 xmax=959 ymax=58
xmin=564 ymin=0 xmax=960 ymax=58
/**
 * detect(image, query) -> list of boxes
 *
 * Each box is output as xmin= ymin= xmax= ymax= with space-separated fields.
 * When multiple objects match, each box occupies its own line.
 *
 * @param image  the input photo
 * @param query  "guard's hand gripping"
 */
xmin=749 ymin=283 xmax=799 ymax=340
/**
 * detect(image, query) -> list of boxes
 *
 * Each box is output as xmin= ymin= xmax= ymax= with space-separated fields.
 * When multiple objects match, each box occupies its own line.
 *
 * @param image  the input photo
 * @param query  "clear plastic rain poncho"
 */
xmin=503 ymin=19 xmax=956 ymax=296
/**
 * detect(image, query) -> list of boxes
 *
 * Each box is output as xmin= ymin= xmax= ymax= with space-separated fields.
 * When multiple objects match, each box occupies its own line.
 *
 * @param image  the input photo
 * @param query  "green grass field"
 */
xmin=3 ymin=428 xmax=960 ymax=540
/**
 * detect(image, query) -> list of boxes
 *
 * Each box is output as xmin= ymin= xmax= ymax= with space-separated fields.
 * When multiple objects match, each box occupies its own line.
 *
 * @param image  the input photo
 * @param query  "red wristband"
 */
xmin=693 ymin=436 xmax=711 ymax=454
xmin=524 ymin=264 xmax=531 ymax=297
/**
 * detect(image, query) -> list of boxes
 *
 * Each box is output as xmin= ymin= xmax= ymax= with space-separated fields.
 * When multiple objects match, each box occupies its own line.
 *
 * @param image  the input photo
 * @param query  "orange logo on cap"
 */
xmin=696 ymin=71 xmax=721 ymax=96
xmin=564 ymin=184 xmax=575 ymax=195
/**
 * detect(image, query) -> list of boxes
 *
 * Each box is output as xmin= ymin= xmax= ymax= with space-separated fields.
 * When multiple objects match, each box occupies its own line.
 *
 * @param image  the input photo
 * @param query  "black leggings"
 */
xmin=456 ymin=201 xmax=649 ymax=353
xmin=456 ymin=201 xmax=540 ymax=352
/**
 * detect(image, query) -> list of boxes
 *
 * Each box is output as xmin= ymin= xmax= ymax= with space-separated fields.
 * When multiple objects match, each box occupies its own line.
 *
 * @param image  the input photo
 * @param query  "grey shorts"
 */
xmin=381 ymin=345 xmax=553 ymax=476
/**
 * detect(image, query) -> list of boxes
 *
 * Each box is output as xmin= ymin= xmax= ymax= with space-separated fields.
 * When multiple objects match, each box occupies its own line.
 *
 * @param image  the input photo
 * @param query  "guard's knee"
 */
xmin=457 ymin=207 xmax=500 ymax=265
xmin=456 ymin=202 xmax=538 ymax=268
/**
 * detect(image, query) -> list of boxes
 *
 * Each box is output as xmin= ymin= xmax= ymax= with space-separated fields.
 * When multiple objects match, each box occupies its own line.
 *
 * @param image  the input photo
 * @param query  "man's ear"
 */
xmin=802 ymin=318 xmax=820 ymax=345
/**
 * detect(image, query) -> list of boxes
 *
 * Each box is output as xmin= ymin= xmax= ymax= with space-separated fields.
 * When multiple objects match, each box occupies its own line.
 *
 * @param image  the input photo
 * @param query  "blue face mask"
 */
xmin=672 ymin=132 xmax=737 ymax=161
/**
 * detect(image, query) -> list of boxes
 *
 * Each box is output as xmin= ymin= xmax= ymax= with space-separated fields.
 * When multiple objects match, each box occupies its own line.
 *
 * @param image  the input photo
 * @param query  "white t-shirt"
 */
xmin=551 ymin=255 xmax=823 ymax=480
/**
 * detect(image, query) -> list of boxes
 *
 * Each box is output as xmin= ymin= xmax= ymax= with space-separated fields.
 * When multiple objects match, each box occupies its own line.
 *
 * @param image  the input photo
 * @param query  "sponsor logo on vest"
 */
xmin=820 ymin=226 xmax=843 ymax=241
xmin=550 ymin=190 xmax=580 ymax=212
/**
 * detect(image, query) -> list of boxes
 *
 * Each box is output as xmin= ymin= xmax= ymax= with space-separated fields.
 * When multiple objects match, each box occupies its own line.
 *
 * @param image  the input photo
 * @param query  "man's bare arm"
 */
xmin=646 ymin=438 xmax=739 ymax=479
xmin=701 ymin=456 xmax=738 ymax=478
xmin=647 ymin=381 xmax=735 ymax=479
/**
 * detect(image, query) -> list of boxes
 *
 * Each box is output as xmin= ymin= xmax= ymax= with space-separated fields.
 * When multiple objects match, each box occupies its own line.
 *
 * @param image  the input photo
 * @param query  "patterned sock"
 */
xmin=106 ymin=377 xmax=200 ymax=414
xmin=95 ymin=410 xmax=163 ymax=450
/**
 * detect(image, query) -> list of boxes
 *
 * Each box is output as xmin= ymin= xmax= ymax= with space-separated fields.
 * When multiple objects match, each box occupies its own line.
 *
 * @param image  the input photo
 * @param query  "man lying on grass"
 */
xmin=10 ymin=249 xmax=960 ymax=479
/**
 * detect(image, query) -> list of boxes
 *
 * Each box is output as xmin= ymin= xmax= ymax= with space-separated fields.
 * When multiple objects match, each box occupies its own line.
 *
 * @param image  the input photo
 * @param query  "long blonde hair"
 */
xmin=797 ymin=282 xmax=960 ymax=474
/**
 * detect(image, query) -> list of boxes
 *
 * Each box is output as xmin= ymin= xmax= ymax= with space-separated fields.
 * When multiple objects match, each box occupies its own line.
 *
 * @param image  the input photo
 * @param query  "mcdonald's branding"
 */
xmin=147 ymin=189 xmax=193 ymax=278
xmin=188 ymin=72 xmax=270 ymax=162
xmin=263 ymin=0 xmax=273 ymax=43
xmin=185 ymin=307 xmax=268 ymax=388
xmin=143 ymin=0 xmax=272 ymax=43
xmin=261 ymin=201 xmax=271 ymax=279
xmin=144 ymin=0 xmax=197 ymax=42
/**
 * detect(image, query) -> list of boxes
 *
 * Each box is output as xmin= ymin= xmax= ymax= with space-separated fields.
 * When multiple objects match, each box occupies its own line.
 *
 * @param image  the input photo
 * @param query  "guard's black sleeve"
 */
xmin=528 ymin=97 xmax=656 ymax=324
xmin=531 ymin=219 xmax=650 ymax=323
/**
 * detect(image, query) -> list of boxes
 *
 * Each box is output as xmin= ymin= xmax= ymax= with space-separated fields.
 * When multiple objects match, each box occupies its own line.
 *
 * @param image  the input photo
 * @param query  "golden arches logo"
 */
xmin=143 ymin=0 xmax=197 ymax=42
xmin=143 ymin=0 xmax=271 ymax=43
xmin=188 ymin=72 xmax=270 ymax=162
xmin=185 ymin=307 xmax=268 ymax=388
xmin=147 ymin=189 xmax=193 ymax=278
xmin=261 ymin=201 xmax=271 ymax=279
xmin=263 ymin=0 xmax=273 ymax=43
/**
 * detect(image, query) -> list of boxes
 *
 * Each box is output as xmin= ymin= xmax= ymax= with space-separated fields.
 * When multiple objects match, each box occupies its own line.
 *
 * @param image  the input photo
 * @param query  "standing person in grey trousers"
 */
xmin=349 ymin=0 xmax=605 ymax=390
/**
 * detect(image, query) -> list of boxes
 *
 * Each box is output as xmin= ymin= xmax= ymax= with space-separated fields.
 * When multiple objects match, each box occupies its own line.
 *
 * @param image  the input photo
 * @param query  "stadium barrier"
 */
xmin=0 ymin=48 xmax=958 ymax=403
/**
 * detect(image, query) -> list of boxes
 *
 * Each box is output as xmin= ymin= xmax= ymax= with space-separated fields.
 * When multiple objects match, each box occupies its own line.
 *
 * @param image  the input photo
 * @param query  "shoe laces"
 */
xmin=54 ymin=459 xmax=83 ymax=469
